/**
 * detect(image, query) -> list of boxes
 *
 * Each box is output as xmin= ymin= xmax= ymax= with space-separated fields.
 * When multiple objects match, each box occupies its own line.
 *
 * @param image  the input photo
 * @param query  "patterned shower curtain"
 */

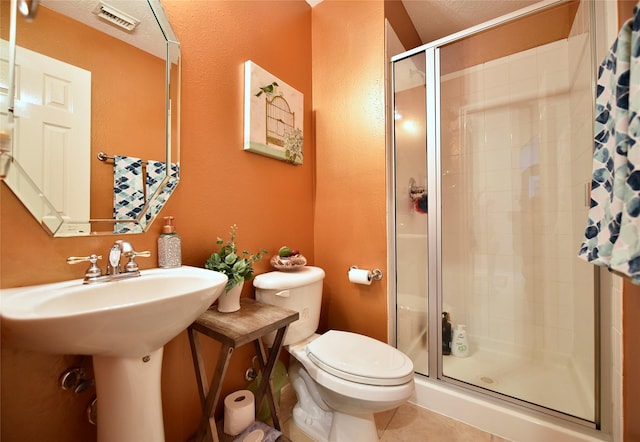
xmin=579 ymin=4 xmax=640 ymax=283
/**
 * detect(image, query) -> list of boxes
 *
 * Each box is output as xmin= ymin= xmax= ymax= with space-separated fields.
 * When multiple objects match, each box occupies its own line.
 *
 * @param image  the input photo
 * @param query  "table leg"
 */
xmin=252 ymin=325 xmax=288 ymax=430
xmin=188 ymin=328 xmax=209 ymax=407
xmin=191 ymin=335 xmax=234 ymax=442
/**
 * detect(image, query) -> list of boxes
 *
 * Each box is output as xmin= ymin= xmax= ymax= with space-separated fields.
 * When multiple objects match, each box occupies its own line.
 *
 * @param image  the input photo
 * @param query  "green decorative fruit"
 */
xmin=278 ymin=246 xmax=292 ymax=257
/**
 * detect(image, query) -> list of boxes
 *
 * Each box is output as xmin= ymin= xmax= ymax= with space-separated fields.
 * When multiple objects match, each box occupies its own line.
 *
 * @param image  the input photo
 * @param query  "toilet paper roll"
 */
xmin=348 ymin=268 xmax=372 ymax=285
xmin=224 ymin=390 xmax=255 ymax=436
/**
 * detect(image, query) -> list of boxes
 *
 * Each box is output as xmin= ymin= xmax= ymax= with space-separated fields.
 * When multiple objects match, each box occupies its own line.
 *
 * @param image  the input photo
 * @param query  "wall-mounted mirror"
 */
xmin=0 ymin=0 xmax=180 ymax=236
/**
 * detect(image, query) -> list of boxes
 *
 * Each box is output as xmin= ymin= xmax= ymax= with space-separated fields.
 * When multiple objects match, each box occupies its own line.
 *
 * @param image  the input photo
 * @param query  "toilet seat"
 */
xmin=305 ymin=330 xmax=414 ymax=386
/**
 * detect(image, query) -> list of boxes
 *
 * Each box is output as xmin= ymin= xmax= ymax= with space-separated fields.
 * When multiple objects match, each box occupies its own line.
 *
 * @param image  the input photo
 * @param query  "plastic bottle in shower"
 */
xmin=451 ymin=324 xmax=469 ymax=358
xmin=442 ymin=312 xmax=452 ymax=355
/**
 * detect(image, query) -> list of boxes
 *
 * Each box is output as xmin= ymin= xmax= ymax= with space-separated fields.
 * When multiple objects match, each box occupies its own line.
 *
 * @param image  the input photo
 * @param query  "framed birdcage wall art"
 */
xmin=244 ymin=60 xmax=304 ymax=165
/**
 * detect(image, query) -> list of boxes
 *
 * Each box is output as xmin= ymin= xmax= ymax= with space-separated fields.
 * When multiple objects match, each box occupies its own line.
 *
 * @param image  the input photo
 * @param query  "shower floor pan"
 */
xmin=408 ymin=346 xmax=593 ymax=421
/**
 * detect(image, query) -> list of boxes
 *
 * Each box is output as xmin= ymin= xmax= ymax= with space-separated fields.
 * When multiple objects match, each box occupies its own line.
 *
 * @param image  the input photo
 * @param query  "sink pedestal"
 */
xmin=93 ymin=348 xmax=165 ymax=442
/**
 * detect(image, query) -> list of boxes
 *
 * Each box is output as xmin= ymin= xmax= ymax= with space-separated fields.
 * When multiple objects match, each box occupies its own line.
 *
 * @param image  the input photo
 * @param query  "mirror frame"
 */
xmin=1 ymin=0 xmax=180 ymax=237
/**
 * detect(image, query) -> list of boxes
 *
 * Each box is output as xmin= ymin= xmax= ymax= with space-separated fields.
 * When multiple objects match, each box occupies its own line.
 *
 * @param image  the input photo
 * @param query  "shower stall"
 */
xmin=391 ymin=0 xmax=602 ymax=430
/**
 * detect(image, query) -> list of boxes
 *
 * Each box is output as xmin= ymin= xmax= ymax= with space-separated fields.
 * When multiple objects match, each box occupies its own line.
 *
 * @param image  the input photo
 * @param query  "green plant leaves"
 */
xmin=204 ymin=225 xmax=267 ymax=291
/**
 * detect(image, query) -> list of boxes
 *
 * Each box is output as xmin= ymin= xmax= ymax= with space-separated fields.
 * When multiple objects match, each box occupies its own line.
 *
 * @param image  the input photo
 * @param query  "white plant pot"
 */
xmin=217 ymin=281 xmax=243 ymax=313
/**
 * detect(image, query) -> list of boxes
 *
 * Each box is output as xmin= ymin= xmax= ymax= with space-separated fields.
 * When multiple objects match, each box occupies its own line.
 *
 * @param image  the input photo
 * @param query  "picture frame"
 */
xmin=243 ymin=60 xmax=304 ymax=165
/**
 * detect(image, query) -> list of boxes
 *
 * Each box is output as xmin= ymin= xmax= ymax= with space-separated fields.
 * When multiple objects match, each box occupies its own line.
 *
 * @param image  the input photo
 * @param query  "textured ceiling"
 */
xmin=401 ymin=0 xmax=541 ymax=43
xmin=40 ymin=0 xmax=165 ymax=58
xmin=43 ymin=0 xmax=543 ymax=58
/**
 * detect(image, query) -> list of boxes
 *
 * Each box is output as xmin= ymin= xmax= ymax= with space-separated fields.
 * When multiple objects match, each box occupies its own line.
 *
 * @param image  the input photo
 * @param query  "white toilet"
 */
xmin=253 ymin=266 xmax=415 ymax=442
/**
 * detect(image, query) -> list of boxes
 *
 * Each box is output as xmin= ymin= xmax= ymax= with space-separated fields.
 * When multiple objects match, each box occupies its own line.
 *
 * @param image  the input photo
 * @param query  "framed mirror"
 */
xmin=0 ymin=0 xmax=180 ymax=236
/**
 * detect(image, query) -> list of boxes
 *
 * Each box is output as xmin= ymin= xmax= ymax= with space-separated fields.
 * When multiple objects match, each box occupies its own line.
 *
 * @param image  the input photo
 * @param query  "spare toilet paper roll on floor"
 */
xmin=348 ymin=268 xmax=372 ymax=285
xmin=224 ymin=390 xmax=255 ymax=436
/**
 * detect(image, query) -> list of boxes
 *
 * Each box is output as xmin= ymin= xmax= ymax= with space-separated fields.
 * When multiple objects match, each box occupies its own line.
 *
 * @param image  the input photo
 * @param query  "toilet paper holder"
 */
xmin=349 ymin=266 xmax=383 ymax=282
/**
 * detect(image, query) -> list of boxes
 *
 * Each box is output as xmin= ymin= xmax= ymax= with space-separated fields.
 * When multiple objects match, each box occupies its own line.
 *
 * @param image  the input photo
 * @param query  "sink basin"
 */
xmin=1 ymin=265 xmax=227 ymax=442
xmin=0 ymin=265 xmax=227 ymax=357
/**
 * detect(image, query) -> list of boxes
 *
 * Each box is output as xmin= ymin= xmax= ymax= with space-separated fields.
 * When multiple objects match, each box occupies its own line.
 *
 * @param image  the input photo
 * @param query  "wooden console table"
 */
xmin=188 ymin=298 xmax=298 ymax=442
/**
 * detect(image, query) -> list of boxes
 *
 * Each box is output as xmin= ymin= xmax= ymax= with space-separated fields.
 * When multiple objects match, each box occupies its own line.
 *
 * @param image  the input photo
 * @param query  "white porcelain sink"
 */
xmin=1 ymin=265 xmax=227 ymax=357
xmin=0 ymin=265 xmax=227 ymax=442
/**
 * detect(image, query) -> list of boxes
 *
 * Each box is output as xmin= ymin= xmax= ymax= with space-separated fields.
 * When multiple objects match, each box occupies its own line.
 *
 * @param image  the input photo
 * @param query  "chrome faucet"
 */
xmin=68 ymin=241 xmax=151 ymax=284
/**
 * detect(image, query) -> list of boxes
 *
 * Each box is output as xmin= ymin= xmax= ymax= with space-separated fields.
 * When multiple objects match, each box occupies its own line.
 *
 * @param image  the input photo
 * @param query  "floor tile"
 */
xmin=278 ymin=382 xmax=505 ymax=442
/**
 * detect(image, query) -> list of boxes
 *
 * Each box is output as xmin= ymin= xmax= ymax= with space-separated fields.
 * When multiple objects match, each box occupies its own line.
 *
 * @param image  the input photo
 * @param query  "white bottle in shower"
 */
xmin=452 ymin=324 xmax=469 ymax=358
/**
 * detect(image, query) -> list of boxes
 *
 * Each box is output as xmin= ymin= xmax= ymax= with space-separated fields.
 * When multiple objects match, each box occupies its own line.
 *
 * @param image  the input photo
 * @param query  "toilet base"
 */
xmin=291 ymin=371 xmax=333 ymax=442
xmin=329 ymin=411 xmax=378 ymax=442
xmin=289 ymin=359 xmax=380 ymax=442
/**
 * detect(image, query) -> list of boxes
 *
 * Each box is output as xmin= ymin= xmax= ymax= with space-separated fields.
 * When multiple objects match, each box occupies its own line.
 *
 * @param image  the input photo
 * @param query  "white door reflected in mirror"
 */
xmin=5 ymin=43 xmax=91 ymax=235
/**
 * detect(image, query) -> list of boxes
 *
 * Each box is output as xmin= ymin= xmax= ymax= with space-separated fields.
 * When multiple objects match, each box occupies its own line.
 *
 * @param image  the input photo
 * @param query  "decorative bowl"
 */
xmin=270 ymin=254 xmax=307 ymax=270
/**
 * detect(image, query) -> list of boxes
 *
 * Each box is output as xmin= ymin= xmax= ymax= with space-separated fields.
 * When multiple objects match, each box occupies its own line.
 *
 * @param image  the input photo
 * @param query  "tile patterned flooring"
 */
xmin=277 ymin=383 xmax=511 ymax=442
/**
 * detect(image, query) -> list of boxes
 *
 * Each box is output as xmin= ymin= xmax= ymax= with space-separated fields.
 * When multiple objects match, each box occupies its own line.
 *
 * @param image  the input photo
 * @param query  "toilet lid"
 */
xmin=305 ymin=330 xmax=414 ymax=386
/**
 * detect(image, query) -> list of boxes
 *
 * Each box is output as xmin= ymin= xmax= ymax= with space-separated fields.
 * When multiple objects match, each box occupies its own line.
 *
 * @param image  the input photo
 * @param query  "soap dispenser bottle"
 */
xmin=158 ymin=216 xmax=181 ymax=268
xmin=451 ymin=324 xmax=469 ymax=358
xmin=442 ymin=312 xmax=452 ymax=355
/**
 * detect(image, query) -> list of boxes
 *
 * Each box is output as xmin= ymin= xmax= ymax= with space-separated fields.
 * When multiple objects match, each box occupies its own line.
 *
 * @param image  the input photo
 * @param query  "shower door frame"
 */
xmin=389 ymin=0 xmax=601 ymax=429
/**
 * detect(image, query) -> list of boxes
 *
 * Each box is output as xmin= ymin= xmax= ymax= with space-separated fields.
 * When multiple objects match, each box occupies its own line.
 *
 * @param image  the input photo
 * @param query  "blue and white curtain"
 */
xmin=579 ymin=4 xmax=640 ymax=284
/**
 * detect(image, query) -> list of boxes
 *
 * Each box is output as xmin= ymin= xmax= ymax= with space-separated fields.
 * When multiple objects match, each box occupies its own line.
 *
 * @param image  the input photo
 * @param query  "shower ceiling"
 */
xmin=307 ymin=0 xmax=543 ymax=44
xmin=401 ymin=0 xmax=541 ymax=42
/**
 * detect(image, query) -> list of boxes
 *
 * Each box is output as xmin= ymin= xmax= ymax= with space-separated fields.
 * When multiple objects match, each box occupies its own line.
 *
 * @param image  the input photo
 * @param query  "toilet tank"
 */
xmin=253 ymin=266 xmax=325 ymax=347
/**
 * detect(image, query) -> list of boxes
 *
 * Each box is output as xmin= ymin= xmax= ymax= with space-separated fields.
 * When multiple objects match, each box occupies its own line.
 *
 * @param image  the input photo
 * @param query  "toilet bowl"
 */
xmin=253 ymin=267 xmax=414 ymax=442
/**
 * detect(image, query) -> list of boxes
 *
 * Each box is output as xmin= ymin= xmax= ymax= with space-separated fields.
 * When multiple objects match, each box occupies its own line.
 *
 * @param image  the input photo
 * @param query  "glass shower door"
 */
xmin=438 ymin=1 xmax=596 ymax=422
xmin=393 ymin=52 xmax=428 ymax=376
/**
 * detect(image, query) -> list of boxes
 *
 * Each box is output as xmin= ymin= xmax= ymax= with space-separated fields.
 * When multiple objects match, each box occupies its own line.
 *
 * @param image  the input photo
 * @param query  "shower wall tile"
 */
xmin=510 ymin=118 xmax=539 ymax=153
xmin=442 ymin=34 xmax=594 ymax=365
xmin=463 ymin=65 xmax=485 ymax=96
xmin=486 ymin=169 xmax=513 ymax=192
xmin=490 ymin=83 xmax=513 ymax=104
xmin=489 ymin=318 xmax=516 ymax=344
xmin=484 ymin=109 xmax=512 ymax=149
xmin=485 ymin=148 xmax=513 ymax=172
xmin=484 ymin=190 xmax=513 ymax=212
xmin=538 ymin=71 xmax=570 ymax=97
xmin=483 ymin=58 xmax=509 ymax=90
xmin=536 ymin=40 xmax=569 ymax=75
xmin=508 ymin=47 xmax=538 ymax=80
xmin=441 ymin=75 xmax=462 ymax=100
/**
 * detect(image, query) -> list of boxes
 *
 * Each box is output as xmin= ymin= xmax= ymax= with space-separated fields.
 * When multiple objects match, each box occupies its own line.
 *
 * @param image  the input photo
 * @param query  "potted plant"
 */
xmin=205 ymin=224 xmax=267 ymax=312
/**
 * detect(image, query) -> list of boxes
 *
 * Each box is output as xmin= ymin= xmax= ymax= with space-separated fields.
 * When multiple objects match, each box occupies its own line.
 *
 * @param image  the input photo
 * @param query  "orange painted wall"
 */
xmin=384 ymin=0 xmax=422 ymax=50
xmin=1 ymin=1 xmax=313 ymax=441
xmin=312 ymin=0 xmax=388 ymax=342
xmin=440 ymin=1 xmax=579 ymax=75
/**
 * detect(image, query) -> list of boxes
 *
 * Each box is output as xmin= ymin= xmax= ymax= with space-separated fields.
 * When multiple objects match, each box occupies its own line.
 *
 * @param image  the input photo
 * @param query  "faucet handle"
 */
xmin=67 ymin=254 xmax=102 ymax=265
xmin=67 ymin=254 xmax=103 ymax=279
xmin=124 ymin=250 xmax=151 ymax=273
xmin=132 ymin=250 xmax=151 ymax=258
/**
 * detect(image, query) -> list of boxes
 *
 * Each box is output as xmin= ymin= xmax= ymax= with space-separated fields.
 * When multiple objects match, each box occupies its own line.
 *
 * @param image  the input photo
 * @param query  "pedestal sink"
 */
xmin=0 ymin=265 xmax=227 ymax=442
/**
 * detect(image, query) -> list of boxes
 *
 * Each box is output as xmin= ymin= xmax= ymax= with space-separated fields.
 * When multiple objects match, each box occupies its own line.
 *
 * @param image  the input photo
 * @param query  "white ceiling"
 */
xmin=401 ymin=0 xmax=541 ymax=43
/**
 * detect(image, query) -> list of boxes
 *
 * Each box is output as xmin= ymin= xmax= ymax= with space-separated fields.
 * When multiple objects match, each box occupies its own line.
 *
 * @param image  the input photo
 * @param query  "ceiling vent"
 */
xmin=93 ymin=1 xmax=140 ymax=32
